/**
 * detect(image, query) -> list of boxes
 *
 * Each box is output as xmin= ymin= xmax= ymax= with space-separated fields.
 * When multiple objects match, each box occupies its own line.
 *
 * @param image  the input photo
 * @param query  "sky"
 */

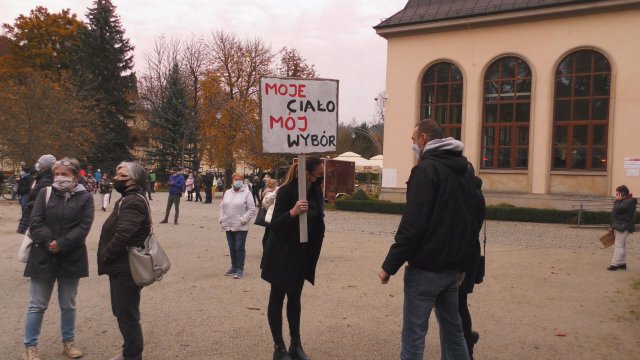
xmin=0 ymin=0 xmax=408 ymax=125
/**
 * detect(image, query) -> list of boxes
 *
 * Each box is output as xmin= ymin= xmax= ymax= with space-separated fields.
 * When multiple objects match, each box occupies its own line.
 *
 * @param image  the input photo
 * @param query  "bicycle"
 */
xmin=1 ymin=178 xmax=18 ymax=200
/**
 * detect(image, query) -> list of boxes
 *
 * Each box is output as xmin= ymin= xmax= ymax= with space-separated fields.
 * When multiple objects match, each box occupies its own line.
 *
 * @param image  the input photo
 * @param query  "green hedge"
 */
xmin=335 ymin=199 xmax=640 ymax=225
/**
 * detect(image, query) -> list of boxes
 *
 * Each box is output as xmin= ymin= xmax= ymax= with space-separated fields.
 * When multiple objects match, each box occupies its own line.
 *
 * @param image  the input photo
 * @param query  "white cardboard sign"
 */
xmin=260 ymin=77 xmax=338 ymax=154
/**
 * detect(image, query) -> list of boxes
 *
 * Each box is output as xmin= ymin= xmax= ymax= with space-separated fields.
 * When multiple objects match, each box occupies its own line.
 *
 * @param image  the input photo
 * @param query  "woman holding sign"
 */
xmin=261 ymin=157 xmax=325 ymax=360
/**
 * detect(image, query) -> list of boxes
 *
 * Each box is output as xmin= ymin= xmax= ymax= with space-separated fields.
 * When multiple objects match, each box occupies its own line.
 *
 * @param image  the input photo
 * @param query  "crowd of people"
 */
xmin=7 ymin=120 xmax=636 ymax=360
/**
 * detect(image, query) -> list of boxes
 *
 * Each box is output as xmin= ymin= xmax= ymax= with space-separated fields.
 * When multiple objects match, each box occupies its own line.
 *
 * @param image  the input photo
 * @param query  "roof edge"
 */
xmin=375 ymin=0 xmax=640 ymax=38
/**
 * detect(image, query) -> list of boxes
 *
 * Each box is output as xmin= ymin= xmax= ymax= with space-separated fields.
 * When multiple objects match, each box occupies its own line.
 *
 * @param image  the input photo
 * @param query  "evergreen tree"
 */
xmin=75 ymin=0 xmax=135 ymax=170
xmin=146 ymin=63 xmax=189 ymax=169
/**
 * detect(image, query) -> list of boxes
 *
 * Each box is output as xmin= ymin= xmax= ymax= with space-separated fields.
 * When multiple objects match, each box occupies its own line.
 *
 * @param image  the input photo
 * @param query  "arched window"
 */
xmin=552 ymin=50 xmax=610 ymax=171
xmin=421 ymin=62 xmax=463 ymax=139
xmin=481 ymin=56 xmax=532 ymax=169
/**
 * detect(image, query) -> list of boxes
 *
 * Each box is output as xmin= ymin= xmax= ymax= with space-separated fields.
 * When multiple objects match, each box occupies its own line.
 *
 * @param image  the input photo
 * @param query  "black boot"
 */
xmin=288 ymin=340 xmax=309 ymax=360
xmin=273 ymin=344 xmax=292 ymax=360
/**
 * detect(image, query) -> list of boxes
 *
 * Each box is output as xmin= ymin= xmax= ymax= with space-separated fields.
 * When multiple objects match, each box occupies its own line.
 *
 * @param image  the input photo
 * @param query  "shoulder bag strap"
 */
xmin=134 ymin=193 xmax=154 ymax=230
xmin=45 ymin=186 xmax=52 ymax=206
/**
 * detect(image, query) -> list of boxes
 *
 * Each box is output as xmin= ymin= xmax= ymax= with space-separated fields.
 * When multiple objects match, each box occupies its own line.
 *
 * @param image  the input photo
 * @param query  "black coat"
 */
xmin=382 ymin=149 xmax=478 ymax=275
xmin=18 ymin=171 xmax=53 ymax=234
xmin=611 ymin=197 xmax=637 ymax=233
xmin=97 ymin=190 xmax=151 ymax=275
xmin=25 ymin=186 xmax=94 ymax=279
xmin=261 ymin=179 xmax=325 ymax=291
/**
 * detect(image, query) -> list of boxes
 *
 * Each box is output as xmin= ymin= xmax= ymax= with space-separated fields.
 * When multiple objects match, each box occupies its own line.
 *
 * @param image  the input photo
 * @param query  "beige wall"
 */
xmin=380 ymin=8 xmax=640 ymax=207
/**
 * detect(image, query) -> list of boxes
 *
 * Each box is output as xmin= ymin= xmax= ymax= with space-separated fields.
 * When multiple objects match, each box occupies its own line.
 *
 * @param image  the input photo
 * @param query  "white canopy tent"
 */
xmin=333 ymin=152 xmax=382 ymax=173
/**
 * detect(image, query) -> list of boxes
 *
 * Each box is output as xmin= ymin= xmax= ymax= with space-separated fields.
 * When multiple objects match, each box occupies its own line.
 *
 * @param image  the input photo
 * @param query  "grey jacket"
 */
xmin=25 ymin=186 xmax=94 ymax=279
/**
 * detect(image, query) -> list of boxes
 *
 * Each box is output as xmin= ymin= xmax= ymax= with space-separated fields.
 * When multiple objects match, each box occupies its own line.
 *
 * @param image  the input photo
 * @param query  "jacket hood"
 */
xmin=422 ymin=138 xmax=468 ymax=176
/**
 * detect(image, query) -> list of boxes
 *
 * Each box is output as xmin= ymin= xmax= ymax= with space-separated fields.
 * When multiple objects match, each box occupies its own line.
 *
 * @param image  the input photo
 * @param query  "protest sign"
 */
xmin=260 ymin=77 xmax=338 ymax=154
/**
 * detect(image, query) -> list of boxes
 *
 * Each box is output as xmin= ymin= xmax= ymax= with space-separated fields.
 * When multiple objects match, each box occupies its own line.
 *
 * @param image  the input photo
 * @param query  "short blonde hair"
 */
xmin=231 ymin=173 xmax=243 ymax=181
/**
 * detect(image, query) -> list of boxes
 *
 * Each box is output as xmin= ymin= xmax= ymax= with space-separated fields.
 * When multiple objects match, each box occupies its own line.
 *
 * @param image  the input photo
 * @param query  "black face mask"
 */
xmin=113 ymin=180 xmax=129 ymax=193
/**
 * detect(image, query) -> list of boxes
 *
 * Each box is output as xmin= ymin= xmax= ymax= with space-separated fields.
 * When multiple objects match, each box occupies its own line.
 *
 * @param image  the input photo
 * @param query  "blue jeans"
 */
xmin=226 ymin=231 xmax=248 ymax=271
xmin=24 ymin=277 xmax=80 ymax=347
xmin=401 ymin=266 xmax=469 ymax=360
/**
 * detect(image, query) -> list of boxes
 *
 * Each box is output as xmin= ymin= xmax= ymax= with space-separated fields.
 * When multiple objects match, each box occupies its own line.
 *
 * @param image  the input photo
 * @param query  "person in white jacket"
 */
xmin=219 ymin=173 xmax=256 ymax=279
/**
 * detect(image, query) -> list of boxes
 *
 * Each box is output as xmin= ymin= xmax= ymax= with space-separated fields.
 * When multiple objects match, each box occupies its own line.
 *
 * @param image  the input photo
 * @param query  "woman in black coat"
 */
xmin=98 ymin=161 xmax=151 ymax=360
xmin=261 ymin=157 xmax=325 ymax=360
xmin=22 ymin=157 xmax=94 ymax=360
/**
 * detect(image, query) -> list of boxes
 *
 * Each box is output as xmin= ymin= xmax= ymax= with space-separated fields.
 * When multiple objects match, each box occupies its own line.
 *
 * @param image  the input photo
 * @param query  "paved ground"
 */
xmin=0 ymin=193 xmax=638 ymax=360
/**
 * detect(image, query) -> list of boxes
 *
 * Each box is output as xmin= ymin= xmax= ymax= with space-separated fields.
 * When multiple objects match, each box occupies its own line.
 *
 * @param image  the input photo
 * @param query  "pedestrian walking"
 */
xmin=98 ymin=162 xmax=151 ymax=360
xmin=160 ymin=168 xmax=185 ymax=225
xmin=21 ymin=157 xmax=94 ymax=360
xmin=379 ymin=119 xmax=476 ymax=360
xmin=146 ymin=169 xmax=154 ymax=200
xmin=261 ymin=157 xmax=326 ymax=360
xmin=149 ymin=169 xmax=156 ymax=194
xmin=99 ymin=174 xmax=113 ymax=212
xmin=607 ymin=185 xmax=637 ymax=271
xmin=447 ymin=174 xmax=486 ymax=360
xmin=17 ymin=154 xmax=56 ymax=235
xmin=219 ymin=173 xmax=256 ymax=279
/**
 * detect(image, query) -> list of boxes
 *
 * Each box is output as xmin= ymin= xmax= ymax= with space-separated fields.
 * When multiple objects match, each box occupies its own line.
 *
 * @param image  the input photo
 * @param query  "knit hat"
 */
xmin=37 ymin=154 xmax=56 ymax=170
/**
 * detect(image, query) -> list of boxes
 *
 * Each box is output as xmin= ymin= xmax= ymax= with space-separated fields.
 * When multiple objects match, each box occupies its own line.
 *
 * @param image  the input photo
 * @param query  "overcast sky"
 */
xmin=1 ymin=0 xmax=407 ymax=125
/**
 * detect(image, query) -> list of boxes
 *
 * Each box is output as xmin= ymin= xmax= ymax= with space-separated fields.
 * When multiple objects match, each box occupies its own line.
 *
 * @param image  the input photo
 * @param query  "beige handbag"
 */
xmin=18 ymin=187 xmax=52 ymax=263
xmin=125 ymin=194 xmax=171 ymax=286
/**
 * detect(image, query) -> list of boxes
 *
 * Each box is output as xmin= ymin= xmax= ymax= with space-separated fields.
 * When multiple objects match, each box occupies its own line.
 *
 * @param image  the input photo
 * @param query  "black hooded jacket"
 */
xmin=18 ymin=171 xmax=53 ymax=234
xmin=382 ymin=148 xmax=478 ymax=274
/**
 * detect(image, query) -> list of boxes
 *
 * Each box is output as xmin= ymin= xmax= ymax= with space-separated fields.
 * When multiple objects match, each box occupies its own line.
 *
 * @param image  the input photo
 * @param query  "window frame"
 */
xmin=420 ymin=62 xmax=463 ymax=140
xmin=481 ymin=56 xmax=532 ymax=170
xmin=551 ymin=50 xmax=610 ymax=171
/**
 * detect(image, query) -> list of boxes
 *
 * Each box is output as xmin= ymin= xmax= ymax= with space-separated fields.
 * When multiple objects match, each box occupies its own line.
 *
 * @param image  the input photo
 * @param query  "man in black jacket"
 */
xmin=379 ymin=119 xmax=474 ymax=360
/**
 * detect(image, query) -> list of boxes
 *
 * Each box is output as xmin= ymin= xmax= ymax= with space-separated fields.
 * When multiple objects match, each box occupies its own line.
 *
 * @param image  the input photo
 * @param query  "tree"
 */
xmin=145 ymin=62 xmax=190 ymax=169
xmin=74 ymin=0 xmax=135 ymax=171
xmin=205 ymin=30 xmax=274 ymax=188
xmin=1 ymin=6 xmax=85 ymax=76
xmin=276 ymin=47 xmax=317 ymax=78
xmin=0 ymin=72 xmax=97 ymax=163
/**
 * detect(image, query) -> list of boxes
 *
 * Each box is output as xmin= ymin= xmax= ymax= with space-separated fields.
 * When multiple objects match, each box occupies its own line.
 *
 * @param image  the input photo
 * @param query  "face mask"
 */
xmin=113 ymin=179 xmax=129 ymax=193
xmin=412 ymin=143 xmax=422 ymax=159
xmin=53 ymin=175 xmax=77 ymax=192
xmin=233 ymin=180 xmax=243 ymax=190
xmin=35 ymin=163 xmax=41 ymax=171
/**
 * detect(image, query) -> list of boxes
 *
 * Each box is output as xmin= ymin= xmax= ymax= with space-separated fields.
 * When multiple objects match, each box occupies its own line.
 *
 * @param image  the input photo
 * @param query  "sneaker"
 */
xmin=62 ymin=340 xmax=83 ymax=358
xmin=618 ymin=263 xmax=627 ymax=270
xmin=22 ymin=346 xmax=40 ymax=360
xmin=234 ymin=270 xmax=245 ymax=279
xmin=607 ymin=265 xmax=618 ymax=271
xmin=159 ymin=219 xmax=168 ymax=224
xmin=224 ymin=268 xmax=236 ymax=276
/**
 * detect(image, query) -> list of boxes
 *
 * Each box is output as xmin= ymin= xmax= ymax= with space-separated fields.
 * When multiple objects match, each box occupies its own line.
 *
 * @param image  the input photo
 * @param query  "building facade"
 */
xmin=375 ymin=0 xmax=640 ymax=209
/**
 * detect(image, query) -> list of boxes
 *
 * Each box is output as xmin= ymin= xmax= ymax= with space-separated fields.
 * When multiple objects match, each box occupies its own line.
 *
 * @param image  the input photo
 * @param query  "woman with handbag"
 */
xmin=261 ymin=157 xmax=325 ymax=360
xmin=21 ymin=158 xmax=94 ymax=360
xmin=219 ymin=173 xmax=256 ymax=279
xmin=98 ymin=162 xmax=151 ymax=360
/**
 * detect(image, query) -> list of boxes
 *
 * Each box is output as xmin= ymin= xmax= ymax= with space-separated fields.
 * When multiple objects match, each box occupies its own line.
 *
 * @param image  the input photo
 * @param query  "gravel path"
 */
xmin=0 ymin=194 xmax=638 ymax=360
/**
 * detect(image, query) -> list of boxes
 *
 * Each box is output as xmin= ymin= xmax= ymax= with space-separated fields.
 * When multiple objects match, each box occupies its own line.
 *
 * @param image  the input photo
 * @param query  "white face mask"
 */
xmin=53 ymin=175 xmax=77 ymax=192
xmin=233 ymin=180 xmax=243 ymax=189
xmin=412 ymin=143 xmax=422 ymax=159
xmin=35 ymin=163 xmax=41 ymax=171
